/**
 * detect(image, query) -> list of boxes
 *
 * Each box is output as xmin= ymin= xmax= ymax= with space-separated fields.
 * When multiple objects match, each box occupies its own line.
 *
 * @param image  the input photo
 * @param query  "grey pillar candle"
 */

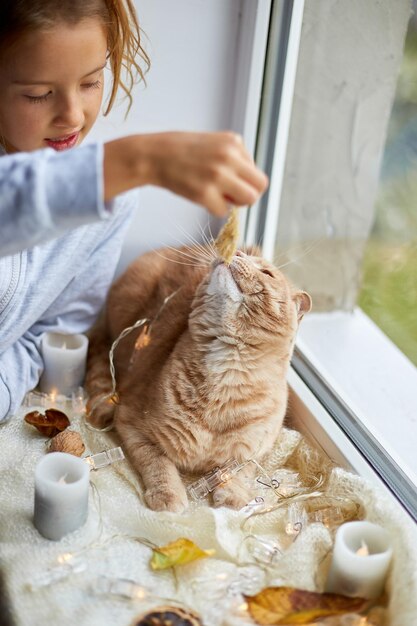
xmin=39 ymin=332 xmax=89 ymax=396
xmin=325 ymin=521 xmax=393 ymax=599
xmin=34 ymin=452 xmax=90 ymax=541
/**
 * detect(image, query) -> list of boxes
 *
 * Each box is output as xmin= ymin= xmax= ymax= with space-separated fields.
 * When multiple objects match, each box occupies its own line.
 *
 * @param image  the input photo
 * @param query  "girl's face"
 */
xmin=0 ymin=18 xmax=107 ymax=153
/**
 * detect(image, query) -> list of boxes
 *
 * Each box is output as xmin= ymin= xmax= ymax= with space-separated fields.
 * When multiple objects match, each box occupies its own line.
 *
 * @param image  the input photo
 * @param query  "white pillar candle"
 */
xmin=39 ymin=332 xmax=89 ymax=396
xmin=34 ymin=452 xmax=90 ymax=541
xmin=325 ymin=521 xmax=393 ymax=599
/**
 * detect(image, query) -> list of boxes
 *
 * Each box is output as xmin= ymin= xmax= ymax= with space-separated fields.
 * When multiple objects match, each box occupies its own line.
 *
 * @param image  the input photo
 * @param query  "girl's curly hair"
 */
xmin=0 ymin=0 xmax=150 ymax=115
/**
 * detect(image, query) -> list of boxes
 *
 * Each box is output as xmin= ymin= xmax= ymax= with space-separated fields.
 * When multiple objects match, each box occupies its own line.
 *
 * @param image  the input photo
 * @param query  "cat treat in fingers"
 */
xmin=85 ymin=245 xmax=311 ymax=513
xmin=215 ymin=206 xmax=239 ymax=264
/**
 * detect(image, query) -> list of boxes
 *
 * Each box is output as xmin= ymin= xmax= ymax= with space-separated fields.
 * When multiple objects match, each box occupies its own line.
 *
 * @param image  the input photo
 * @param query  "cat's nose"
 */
xmin=235 ymin=250 xmax=246 ymax=258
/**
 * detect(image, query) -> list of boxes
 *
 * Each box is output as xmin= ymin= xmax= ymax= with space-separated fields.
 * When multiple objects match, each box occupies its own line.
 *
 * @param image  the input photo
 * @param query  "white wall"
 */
xmin=88 ymin=0 xmax=244 ymax=273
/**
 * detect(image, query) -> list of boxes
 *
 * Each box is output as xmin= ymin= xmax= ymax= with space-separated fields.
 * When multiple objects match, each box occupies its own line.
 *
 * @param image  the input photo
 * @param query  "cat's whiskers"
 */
xmin=188 ymin=243 xmax=215 ymax=264
xmin=173 ymin=223 xmax=211 ymax=251
xmin=162 ymin=245 xmax=213 ymax=267
xmin=185 ymin=239 xmax=216 ymax=264
xmin=207 ymin=238 xmax=219 ymax=262
xmin=274 ymin=237 xmax=325 ymax=271
xmin=197 ymin=222 xmax=218 ymax=261
xmin=165 ymin=244 xmax=211 ymax=263
xmin=174 ymin=223 xmax=218 ymax=263
xmin=165 ymin=232 xmax=215 ymax=265
xmin=199 ymin=220 xmax=213 ymax=245
xmin=152 ymin=250 xmax=209 ymax=267
xmin=206 ymin=233 xmax=220 ymax=261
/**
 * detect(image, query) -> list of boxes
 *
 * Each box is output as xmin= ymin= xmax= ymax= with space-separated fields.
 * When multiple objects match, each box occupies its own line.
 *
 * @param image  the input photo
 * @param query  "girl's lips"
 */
xmin=44 ymin=132 xmax=80 ymax=151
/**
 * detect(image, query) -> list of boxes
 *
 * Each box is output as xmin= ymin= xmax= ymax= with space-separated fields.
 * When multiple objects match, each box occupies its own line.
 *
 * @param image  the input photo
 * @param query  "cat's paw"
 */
xmin=85 ymin=395 xmax=115 ymax=429
xmin=212 ymin=484 xmax=249 ymax=510
xmin=145 ymin=485 xmax=188 ymax=513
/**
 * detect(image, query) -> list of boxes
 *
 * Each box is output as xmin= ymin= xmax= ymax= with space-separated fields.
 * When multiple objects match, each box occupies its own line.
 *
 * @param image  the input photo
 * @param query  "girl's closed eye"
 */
xmin=82 ymin=79 xmax=102 ymax=90
xmin=25 ymin=91 xmax=52 ymax=104
xmin=24 ymin=80 xmax=102 ymax=104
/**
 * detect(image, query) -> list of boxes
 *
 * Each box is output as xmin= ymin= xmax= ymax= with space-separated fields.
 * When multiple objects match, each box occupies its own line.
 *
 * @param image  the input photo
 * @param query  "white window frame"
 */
xmin=245 ymin=0 xmax=305 ymax=252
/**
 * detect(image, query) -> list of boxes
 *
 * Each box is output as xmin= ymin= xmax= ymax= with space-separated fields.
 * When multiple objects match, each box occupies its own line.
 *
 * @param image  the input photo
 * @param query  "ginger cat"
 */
xmin=85 ymin=246 xmax=311 ymax=512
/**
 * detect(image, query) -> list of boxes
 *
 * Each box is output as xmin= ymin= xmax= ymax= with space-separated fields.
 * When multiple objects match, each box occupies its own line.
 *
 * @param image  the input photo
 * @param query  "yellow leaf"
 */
xmin=245 ymin=587 xmax=368 ymax=625
xmin=150 ymin=537 xmax=215 ymax=571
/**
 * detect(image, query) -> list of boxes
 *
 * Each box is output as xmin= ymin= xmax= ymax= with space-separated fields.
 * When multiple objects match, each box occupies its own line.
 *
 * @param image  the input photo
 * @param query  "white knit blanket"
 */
xmin=0 ymin=399 xmax=416 ymax=626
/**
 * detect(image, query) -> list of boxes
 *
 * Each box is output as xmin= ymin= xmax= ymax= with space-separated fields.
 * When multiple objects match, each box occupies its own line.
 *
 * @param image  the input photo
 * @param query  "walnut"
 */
xmin=48 ymin=430 xmax=85 ymax=457
xmin=132 ymin=606 xmax=202 ymax=626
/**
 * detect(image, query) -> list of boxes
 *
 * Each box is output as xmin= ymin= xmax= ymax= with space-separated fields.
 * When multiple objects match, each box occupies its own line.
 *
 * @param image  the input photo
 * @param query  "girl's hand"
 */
xmin=104 ymin=131 xmax=268 ymax=216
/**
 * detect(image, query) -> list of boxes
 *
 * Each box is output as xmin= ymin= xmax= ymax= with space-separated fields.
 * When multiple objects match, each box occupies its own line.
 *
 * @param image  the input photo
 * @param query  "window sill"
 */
xmin=287 ymin=364 xmax=416 ymax=527
xmin=294 ymin=308 xmax=417 ymax=487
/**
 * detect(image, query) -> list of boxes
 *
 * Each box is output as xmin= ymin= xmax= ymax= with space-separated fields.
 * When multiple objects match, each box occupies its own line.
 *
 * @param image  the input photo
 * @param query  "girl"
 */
xmin=0 ymin=0 xmax=268 ymax=422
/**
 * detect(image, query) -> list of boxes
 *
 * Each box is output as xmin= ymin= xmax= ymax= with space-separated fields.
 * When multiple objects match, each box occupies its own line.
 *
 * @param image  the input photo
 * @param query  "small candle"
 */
xmin=39 ymin=332 xmax=89 ymax=396
xmin=325 ymin=521 xmax=393 ymax=599
xmin=34 ymin=452 xmax=90 ymax=541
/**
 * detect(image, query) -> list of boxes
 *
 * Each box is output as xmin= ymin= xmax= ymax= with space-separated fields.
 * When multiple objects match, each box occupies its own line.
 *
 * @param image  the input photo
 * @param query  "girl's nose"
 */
xmin=53 ymin=94 xmax=84 ymax=130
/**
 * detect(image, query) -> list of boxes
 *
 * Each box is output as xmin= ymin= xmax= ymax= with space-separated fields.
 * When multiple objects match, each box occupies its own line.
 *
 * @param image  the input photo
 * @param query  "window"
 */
xmin=243 ymin=0 xmax=417 ymax=520
xmin=359 ymin=6 xmax=417 ymax=368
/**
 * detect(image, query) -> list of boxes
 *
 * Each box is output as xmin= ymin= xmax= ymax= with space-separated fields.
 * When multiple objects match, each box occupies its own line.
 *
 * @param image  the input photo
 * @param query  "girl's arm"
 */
xmin=0 ymin=143 xmax=111 ymax=257
xmin=103 ymin=131 xmax=268 ymax=216
xmin=0 ymin=203 xmax=134 ymax=421
xmin=0 ymin=132 xmax=267 ymax=257
xmin=0 ymin=333 xmax=43 ymax=421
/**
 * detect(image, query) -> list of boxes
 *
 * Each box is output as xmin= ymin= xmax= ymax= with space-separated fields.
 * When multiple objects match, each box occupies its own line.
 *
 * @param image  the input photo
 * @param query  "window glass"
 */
xmin=250 ymin=0 xmax=414 ymax=368
xmin=358 ymin=8 xmax=417 ymax=367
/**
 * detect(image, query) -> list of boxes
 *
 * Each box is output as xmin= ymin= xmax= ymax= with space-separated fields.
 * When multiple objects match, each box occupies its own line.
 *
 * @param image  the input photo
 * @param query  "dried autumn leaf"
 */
xmin=45 ymin=408 xmax=71 ymax=428
xmin=24 ymin=408 xmax=70 ymax=437
xmin=245 ymin=586 xmax=368 ymax=625
xmin=149 ymin=537 xmax=215 ymax=571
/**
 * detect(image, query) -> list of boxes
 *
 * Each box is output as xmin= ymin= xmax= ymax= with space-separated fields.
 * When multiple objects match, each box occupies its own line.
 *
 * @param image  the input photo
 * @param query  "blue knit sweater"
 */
xmin=0 ymin=143 xmax=137 ymax=420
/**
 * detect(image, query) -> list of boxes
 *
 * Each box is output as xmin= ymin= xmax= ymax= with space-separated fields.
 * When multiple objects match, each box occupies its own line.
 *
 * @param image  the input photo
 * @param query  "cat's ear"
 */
xmin=293 ymin=291 xmax=312 ymax=321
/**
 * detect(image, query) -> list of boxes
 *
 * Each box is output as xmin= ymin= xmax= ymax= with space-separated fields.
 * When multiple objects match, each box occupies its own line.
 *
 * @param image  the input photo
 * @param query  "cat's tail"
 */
xmin=84 ymin=313 xmax=116 ymax=429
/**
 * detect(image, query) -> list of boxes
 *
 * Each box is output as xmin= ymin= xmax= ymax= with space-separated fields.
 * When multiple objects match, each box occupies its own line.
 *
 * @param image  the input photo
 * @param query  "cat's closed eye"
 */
xmin=260 ymin=268 xmax=274 ymax=277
